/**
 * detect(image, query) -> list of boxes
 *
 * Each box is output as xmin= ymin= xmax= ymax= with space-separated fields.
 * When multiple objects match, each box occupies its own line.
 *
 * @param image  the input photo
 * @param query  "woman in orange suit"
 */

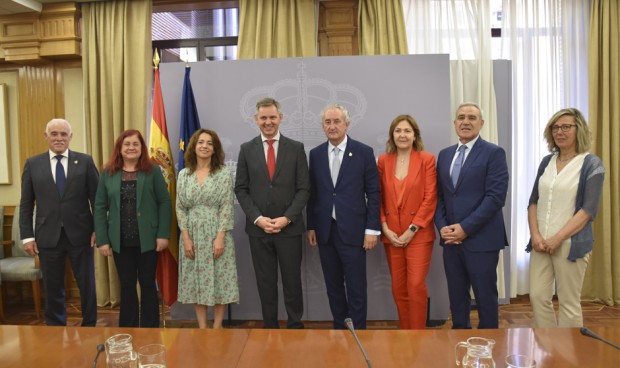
xmin=378 ymin=114 xmax=437 ymax=329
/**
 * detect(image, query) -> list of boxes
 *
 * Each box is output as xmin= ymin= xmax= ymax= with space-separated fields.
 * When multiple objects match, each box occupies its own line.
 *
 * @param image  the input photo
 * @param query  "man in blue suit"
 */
xmin=435 ymin=103 xmax=509 ymax=329
xmin=306 ymin=104 xmax=381 ymax=329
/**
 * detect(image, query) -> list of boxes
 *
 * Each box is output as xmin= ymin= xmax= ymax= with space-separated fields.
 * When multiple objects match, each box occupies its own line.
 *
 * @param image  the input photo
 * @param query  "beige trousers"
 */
xmin=529 ymin=240 xmax=590 ymax=328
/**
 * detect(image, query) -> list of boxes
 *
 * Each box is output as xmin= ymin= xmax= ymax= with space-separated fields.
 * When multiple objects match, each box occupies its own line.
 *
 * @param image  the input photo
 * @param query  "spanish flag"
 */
xmin=148 ymin=50 xmax=178 ymax=307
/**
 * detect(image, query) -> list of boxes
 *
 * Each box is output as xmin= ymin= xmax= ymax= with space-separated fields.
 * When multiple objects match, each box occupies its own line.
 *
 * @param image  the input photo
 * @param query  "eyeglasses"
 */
xmin=551 ymin=124 xmax=576 ymax=133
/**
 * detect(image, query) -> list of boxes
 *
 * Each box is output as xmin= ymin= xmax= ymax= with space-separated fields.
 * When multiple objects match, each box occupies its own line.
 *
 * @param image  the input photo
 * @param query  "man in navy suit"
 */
xmin=435 ymin=103 xmax=509 ymax=329
xmin=235 ymin=97 xmax=310 ymax=329
xmin=20 ymin=118 xmax=99 ymax=326
xmin=306 ymin=104 xmax=381 ymax=329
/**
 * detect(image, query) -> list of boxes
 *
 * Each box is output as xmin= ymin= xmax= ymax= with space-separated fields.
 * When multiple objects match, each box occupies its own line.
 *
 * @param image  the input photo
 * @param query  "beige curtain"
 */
xmin=237 ymin=0 xmax=317 ymax=59
xmin=358 ymin=0 xmax=408 ymax=55
xmin=82 ymin=0 xmax=152 ymax=307
xmin=583 ymin=0 xmax=620 ymax=305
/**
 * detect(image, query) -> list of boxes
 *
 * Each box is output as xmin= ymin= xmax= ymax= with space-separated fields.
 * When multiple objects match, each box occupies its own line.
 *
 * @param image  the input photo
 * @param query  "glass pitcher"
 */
xmin=105 ymin=334 xmax=138 ymax=368
xmin=455 ymin=337 xmax=496 ymax=368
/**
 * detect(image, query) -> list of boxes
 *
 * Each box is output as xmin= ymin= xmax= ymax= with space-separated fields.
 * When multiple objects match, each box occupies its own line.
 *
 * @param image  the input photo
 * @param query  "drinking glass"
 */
xmin=138 ymin=344 xmax=167 ymax=368
xmin=505 ymin=354 xmax=536 ymax=368
xmin=105 ymin=334 xmax=138 ymax=368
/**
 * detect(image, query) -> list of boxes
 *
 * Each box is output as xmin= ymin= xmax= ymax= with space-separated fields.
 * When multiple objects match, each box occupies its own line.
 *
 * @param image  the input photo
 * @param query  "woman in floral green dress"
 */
xmin=177 ymin=128 xmax=239 ymax=328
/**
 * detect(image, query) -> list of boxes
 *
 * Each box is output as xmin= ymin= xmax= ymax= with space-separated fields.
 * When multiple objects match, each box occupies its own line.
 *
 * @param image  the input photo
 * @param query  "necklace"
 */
xmin=557 ymin=154 xmax=576 ymax=162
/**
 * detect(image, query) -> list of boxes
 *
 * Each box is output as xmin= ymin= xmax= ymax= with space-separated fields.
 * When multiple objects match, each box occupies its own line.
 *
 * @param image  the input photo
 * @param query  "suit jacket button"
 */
xmin=410 ymin=211 xmax=415 ymax=215
xmin=137 ymin=212 xmax=141 ymax=216
xmin=386 ymin=211 xmax=390 ymax=215
xmin=333 ymin=193 xmax=336 ymax=196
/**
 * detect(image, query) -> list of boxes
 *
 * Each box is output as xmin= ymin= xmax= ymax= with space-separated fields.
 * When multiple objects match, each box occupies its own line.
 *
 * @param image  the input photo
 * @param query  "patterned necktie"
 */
xmin=55 ymin=155 xmax=66 ymax=194
xmin=451 ymin=145 xmax=467 ymax=187
xmin=267 ymin=139 xmax=276 ymax=180
xmin=331 ymin=147 xmax=341 ymax=186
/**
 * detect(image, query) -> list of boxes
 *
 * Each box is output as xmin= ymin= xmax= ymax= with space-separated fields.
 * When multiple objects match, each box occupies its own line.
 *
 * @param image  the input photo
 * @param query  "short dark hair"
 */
xmin=255 ymin=97 xmax=281 ymax=114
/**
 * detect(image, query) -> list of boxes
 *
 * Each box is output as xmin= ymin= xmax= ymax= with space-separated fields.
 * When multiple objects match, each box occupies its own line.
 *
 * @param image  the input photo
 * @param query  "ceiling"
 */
xmin=0 ymin=0 xmax=100 ymax=16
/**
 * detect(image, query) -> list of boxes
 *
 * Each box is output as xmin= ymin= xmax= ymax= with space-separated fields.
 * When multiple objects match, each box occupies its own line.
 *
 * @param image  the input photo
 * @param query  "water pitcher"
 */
xmin=455 ymin=337 xmax=496 ymax=368
xmin=105 ymin=334 xmax=138 ymax=368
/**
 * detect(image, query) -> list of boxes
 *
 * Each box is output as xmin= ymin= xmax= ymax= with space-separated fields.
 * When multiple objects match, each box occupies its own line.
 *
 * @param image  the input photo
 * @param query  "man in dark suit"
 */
xmin=306 ymin=104 xmax=381 ymax=330
xmin=20 ymin=118 xmax=99 ymax=326
xmin=235 ymin=97 xmax=310 ymax=329
xmin=435 ymin=103 xmax=509 ymax=329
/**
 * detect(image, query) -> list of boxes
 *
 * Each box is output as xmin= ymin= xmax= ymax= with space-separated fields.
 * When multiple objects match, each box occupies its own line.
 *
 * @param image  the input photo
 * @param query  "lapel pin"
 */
xmin=74 ymin=160 xmax=78 ymax=164
xmin=348 ymin=152 xmax=353 ymax=157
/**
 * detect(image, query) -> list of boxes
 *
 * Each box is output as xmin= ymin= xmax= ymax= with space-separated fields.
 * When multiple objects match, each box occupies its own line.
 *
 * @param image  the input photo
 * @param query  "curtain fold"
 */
xmin=402 ymin=0 xmax=504 ymax=298
xmin=584 ymin=0 xmax=620 ymax=305
xmin=237 ymin=0 xmax=317 ymax=59
xmin=82 ymin=0 xmax=152 ymax=307
xmin=359 ymin=0 xmax=408 ymax=55
xmin=500 ymin=0 xmax=590 ymax=297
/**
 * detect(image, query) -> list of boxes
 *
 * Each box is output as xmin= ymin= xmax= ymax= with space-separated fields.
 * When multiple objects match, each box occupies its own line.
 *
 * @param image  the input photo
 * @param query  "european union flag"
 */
xmin=178 ymin=66 xmax=201 ymax=170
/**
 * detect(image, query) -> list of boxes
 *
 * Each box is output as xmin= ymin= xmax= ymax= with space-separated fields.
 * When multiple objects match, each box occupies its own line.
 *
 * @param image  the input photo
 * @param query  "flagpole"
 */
xmin=152 ymin=48 xmax=168 ymax=328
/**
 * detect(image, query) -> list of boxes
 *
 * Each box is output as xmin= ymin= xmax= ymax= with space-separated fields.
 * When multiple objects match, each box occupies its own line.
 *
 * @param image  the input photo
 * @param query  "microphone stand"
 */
xmin=580 ymin=327 xmax=620 ymax=350
xmin=93 ymin=343 xmax=105 ymax=368
xmin=344 ymin=318 xmax=372 ymax=368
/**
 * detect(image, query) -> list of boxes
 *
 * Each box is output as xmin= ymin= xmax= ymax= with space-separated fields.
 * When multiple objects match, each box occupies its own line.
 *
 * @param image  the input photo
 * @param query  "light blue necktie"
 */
xmin=331 ymin=147 xmax=340 ymax=220
xmin=55 ymin=155 xmax=66 ymax=194
xmin=451 ymin=145 xmax=466 ymax=187
xmin=331 ymin=147 xmax=341 ymax=186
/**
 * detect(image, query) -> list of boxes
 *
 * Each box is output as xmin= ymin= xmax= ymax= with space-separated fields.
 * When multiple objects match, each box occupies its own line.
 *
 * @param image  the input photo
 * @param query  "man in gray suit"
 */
xmin=235 ymin=97 xmax=310 ymax=329
xmin=20 ymin=118 xmax=99 ymax=326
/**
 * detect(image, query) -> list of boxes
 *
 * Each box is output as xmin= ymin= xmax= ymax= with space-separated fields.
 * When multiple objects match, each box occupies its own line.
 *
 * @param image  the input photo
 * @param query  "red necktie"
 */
xmin=267 ymin=139 xmax=276 ymax=180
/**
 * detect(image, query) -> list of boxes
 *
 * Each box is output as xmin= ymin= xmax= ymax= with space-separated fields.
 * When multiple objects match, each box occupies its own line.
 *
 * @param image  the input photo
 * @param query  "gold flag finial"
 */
xmin=153 ymin=48 xmax=160 ymax=69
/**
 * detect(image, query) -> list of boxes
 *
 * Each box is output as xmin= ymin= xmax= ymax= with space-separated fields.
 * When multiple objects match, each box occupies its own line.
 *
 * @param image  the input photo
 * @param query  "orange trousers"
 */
xmin=384 ymin=240 xmax=433 ymax=329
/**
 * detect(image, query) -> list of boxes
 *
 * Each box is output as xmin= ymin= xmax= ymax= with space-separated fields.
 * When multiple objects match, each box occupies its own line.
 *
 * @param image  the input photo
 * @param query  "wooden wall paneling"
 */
xmin=17 ymin=64 xmax=57 ymax=171
xmin=318 ymin=1 xmax=358 ymax=56
xmin=0 ymin=3 xmax=81 ymax=63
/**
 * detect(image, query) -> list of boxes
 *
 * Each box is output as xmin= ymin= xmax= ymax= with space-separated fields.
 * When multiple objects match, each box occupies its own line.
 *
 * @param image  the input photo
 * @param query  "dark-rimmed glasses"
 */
xmin=551 ymin=124 xmax=576 ymax=133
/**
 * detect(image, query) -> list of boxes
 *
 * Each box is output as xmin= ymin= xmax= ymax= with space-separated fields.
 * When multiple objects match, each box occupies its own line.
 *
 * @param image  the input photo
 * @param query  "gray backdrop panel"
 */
xmin=159 ymin=55 xmax=455 ymax=321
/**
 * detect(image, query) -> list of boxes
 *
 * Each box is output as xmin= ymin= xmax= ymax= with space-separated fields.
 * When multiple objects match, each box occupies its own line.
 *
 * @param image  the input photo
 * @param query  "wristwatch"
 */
xmin=408 ymin=224 xmax=419 ymax=233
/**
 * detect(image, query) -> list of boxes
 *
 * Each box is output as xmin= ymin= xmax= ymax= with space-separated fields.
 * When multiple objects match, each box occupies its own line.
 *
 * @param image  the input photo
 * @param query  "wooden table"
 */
xmin=0 ymin=325 xmax=618 ymax=367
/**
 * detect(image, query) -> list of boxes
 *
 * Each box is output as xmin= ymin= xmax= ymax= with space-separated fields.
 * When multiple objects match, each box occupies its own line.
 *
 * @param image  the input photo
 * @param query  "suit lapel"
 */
xmin=253 ymin=136 xmax=270 ymax=181
xmin=316 ymin=142 xmax=332 ymax=188
xmin=64 ymin=151 xmax=77 ymax=195
xmin=136 ymin=170 xmax=145 ymax=209
xmin=40 ymin=154 xmax=60 ymax=198
xmin=337 ymin=138 xmax=354 ymax=187
xmin=385 ymin=154 xmax=399 ymax=210
xmin=111 ymin=171 xmax=122 ymax=209
xmin=273 ymin=135 xmax=287 ymax=180
xmin=402 ymin=150 xmax=422 ymax=204
xmin=454 ymin=139 xmax=483 ymax=189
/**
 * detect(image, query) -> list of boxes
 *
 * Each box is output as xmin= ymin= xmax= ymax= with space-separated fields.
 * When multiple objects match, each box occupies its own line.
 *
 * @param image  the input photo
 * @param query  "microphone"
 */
xmin=344 ymin=318 xmax=372 ymax=368
xmin=580 ymin=327 xmax=620 ymax=350
xmin=93 ymin=343 xmax=105 ymax=368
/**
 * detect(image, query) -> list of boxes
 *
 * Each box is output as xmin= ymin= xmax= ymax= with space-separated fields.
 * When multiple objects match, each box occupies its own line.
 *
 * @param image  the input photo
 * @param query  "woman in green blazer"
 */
xmin=94 ymin=129 xmax=171 ymax=327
